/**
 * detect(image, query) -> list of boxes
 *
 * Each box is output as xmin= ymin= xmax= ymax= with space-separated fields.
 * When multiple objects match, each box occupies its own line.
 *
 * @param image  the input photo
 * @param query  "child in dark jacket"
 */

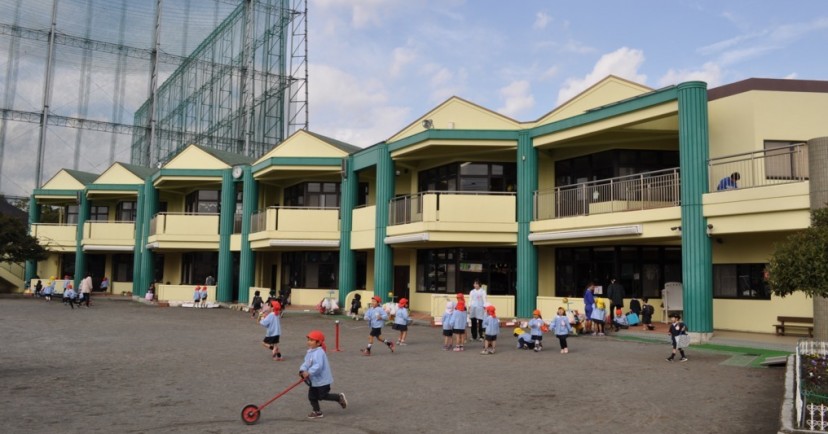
xmin=349 ymin=293 xmax=362 ymax=320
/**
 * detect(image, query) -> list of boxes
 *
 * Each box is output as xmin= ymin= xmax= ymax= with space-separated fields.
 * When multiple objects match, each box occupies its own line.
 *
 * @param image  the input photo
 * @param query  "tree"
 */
xmin=768 ymin=207 xmax=828 ymax=339
xmin=0 ymin=214 xmax=48 ymax=263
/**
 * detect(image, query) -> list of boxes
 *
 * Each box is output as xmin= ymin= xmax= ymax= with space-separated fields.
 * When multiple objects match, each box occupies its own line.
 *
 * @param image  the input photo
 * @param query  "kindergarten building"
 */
xmin=26 ymin=76 xmax=828 ymax=338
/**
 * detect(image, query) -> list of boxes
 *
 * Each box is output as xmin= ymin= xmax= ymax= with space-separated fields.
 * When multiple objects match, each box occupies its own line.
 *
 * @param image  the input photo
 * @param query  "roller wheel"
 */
xmin=241 ymin=404 xmax=260 ymax=425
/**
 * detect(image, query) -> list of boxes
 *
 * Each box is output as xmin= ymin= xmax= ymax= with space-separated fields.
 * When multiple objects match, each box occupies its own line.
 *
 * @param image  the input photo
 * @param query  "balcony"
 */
xmin=147 ymin=212 xmax=220 ymax=249
xmin=248 ymin=206 xmax=340 ymax=249
xmin=708 ymin=143 xmax=808 ymax=192
xmin=534 ymin=168 xmax=681 ymax=221
xmin=82 ymin=221 xmax=135 ymax=251
xmin=31 ymin=223 xmax=77 ymax=251
xmin=385 ymin=191 xmax=517 ymax=245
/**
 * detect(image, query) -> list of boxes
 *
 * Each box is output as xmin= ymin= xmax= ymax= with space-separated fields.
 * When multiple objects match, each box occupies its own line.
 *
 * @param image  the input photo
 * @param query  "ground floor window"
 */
xmin=554 ymin=246 xmax=682 ymax=299
xmin=713 ymin=264 xmax=770 ymax=299
xmin=60 ymin=253 xmax=75 ymax=279
xmin=112 ymin=254 xmax=133 ymax=282
xmin=416 ymin=248 xmax=516 ymax=295
xmin=181 ymin=252 xmax=217 ymax=285
xmin=282 ymin=251 xmax=339 ymax=289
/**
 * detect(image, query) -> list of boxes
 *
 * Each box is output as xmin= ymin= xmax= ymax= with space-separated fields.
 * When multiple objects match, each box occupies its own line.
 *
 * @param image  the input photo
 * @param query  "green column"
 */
xmin=677 ymin=81 xmax=712 ymax=334
xmin=516 ymin=131 xmax=538 ymax=317
xmin=25 ymin=195 xmax=41 ymax=284
xmin=73 ymin=192 xmax=89 ymax=290
xmin=138 ymin=179 xmax=157 ymax=298
xmin=338 ymin=158 xmax=357 ymax=306
xmin=217 ymin=169 xmax=235 ymax=302
xmin=238 ymin=166 xmax=258 ymax=304
xmin=131 ymin=188 xmax=145 ymax=297
xmin=373 ymin=147 xmax=394 ymax=302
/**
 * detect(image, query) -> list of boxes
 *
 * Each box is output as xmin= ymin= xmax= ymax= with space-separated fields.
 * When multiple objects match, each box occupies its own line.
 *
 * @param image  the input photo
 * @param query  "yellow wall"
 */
xmin=41 ymin=170 xmax=87 ymax=190
xmin=388 ymin=97 xmax=520 ymax=143
xmin=713 ymin=293 xmax=812 ymax=333
xmin=93 ymin=164 xmax=145 ymax=185
xmin=535 ymin=76 xmax=652 ymax=125
xmin=164 ymin=145 xmax=228 ymax=169
xmin=157 ymin=284 xmax=216 ymax=303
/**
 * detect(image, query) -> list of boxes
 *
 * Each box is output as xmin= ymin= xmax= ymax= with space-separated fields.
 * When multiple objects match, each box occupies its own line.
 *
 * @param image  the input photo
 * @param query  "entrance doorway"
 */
xmin=393 ymin=266 xmax=409 ymax=302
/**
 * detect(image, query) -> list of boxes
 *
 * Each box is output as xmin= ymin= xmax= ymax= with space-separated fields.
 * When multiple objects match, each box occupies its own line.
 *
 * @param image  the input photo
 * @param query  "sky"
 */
xmin=1 ymin=0 xmax=827 ymax=197
xmin=307 ymin=0 xmax=828 ymax=145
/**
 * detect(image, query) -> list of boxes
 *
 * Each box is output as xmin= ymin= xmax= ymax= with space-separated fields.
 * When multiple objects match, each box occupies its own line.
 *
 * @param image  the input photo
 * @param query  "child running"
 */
xmin=361 ymin=295 xmax=394 ymax=355
xmin=666 ymin=313 xmax=689 ymax=362
xmin=441 ymin=301 xmax=455 ymax=350
xmin=393 ymin=298 xmax=410 ymax=345
xmin=250 ymin=290 xmax=264 ymax=320
xmin=528 ymin=309 xmax=545 ymax=352
xmin=551 ymin=307 xmax=573 ymax=353
xmin=63 ymin=284 xmax=77 ymax=309
xmin=299 ymin=330 xmax=347 ymax=419
xmin=260 ymin=304 xmax=283 ymax=361
xmin=452 ymin=300 xmax=468 ymax=352
xmin=481 ymin=305 xmax=499 ymax=355
xmin=349 ymin=293 xmax=362 ymax=320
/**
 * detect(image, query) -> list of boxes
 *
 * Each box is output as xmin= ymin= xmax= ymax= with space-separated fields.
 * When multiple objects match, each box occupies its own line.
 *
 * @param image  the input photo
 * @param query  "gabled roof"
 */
xmin=387 ymin=96 xmax=522 ymax=143
xmin=192 ymin=144 xmax=255 ymax=166
xmin=254 ymin=130 xmax=356 ymax=164
xmin=62 ymin=169 xmax=99 ymax=185
xmin=118 ymin=163 xmax=157 ymax=180
xmin=534 ymin=75 xmax=653 ymax=126
xmin=304 ymin=130 xmax=362 ymax=154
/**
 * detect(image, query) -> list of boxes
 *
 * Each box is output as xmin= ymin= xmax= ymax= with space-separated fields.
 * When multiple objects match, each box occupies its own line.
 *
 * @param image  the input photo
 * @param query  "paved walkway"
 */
xmin=0 ymin=298 xmax=787 ymax=433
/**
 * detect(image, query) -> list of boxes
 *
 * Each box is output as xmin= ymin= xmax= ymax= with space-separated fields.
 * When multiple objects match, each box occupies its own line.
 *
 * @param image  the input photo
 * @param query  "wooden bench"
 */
xmin=774 ymin=316 xmax=813 ymax=337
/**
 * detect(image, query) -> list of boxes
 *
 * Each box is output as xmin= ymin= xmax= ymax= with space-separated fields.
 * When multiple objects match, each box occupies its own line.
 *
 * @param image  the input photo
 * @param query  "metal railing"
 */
xmin=535 ymin=168 xmax=681 ymax=220
xmin=708 ymin=143 xmax=808 ymax=192
xmin=388 ymin=190 xmax=516 ymax=226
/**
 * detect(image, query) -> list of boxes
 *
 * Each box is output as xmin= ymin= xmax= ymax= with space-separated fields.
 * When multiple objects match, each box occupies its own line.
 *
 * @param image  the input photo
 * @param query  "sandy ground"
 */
xmin=0 ymin=298 xmax=784 ymax=434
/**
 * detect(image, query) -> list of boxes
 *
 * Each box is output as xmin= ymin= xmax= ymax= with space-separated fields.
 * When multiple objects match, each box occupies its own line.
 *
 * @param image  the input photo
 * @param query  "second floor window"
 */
xmin=185 ymin=190 xmax=219 ymax=214
xmin=89 ymin=205 xmax=109 ymax=221
xmin=116 ymin=201 xmax=137 ymax=221
xmin=284 ymin=182 xmax=340 ymax=208
xmin=418 ymin=162 xmax=517 ymax=193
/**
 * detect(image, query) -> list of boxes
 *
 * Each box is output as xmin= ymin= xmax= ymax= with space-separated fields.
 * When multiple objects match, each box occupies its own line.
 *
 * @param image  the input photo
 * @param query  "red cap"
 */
xmin=533 ymin=309 xmax=541 ymax=316
xmin=307 ymin=330 xmax=325 ymax=342
xmin=371 ymin=295 xmax=382 ymax=304
xmin=195 ymin=285 xmax=201 ymax=290
xmin=456 ymin=292 xmax=465 ymax=300
xmin=398 ymin=298 xmax=408 ymax=307
xmin=456 ymin=301 xmax=466 ymax=311
xmin=486 ymin=305 xmax=496 ymax=315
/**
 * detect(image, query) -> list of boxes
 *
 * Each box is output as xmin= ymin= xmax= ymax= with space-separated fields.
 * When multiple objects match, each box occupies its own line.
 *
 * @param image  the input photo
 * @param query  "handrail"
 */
xmin=708 ymin=143 xmax=808 ymax=191
xmin=0 ymin=261 xmax=25 ymax=280
xmin=535 ymin=167 xmax=680 ymax=220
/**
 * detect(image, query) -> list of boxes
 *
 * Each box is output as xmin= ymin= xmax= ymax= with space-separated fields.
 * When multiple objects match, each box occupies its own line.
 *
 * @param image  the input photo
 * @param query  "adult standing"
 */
xmin=583 ymin=282 xmax=596 ymax=334
xmin=79 ymin=273 xmax=93 ymax=307
xmin=468 ymin=279 xmax=487 ymax=342
xmin=607 ymin=278 xmax=625 ymax=331
xmin=205 ymin=274 xmax=215 ymax=286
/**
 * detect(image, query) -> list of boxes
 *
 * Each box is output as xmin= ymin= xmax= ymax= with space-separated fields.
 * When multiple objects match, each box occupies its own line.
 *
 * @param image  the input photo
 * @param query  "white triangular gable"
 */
xmin=41 ymin=170 xmax=86 ymax=190
xmin=93 ymin=163 xmax=145 ymax=185
xmin=164 ymin=144 xmax=229 ymax=170
xmin=255 ymin=131 xmax=348 ymax=164
xmin=388 ymin=97 xmax=521 ymax=143
xmin=536 ymin=76 xmax=653 ymax=125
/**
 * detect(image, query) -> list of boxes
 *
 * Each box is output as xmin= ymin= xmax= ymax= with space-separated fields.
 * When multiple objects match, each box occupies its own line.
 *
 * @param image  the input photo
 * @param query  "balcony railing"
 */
xmin=708 ymin=143 xmax=808 ymax=192
xmin=388 ymin=190 xmax=516 ymax=226
xmin=250 ymin=206 xmax=340 ymax=233
xmin=149 ymin=212 xmax=220 ymax=236
xmin=83 ymin=221 xmax=136 ymax=240
xmin=535 ymin=168 xmax=681 ymax=220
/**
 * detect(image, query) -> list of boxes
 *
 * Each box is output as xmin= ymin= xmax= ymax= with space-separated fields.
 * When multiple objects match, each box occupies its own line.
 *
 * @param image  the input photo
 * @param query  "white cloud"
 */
xmin=390 ymin=46 xmax=418 ymax=78
xmin=539 ymin=66 xmax=559 ymax=81
xmin=497 ymin=80 xmax=535 ymax=119
xmin=658 ymin=62 xmax=723 ymax=88
xmin=556 ymin=47 xmax=647 ymax=105
xmin=533 ymin=12 xmax=551 ymax=29
xmin=784 ymin=72 xmax=799 ymax=79
xmin=313 ymin=0 xmax=411 ymax=29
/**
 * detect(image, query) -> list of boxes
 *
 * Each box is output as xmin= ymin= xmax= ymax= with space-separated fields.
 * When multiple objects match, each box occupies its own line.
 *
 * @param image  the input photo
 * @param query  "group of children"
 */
xmin=191 ymin=286 xmax=209 ymax=308
xmin=513 ymin=307 xmax=574 ymax=353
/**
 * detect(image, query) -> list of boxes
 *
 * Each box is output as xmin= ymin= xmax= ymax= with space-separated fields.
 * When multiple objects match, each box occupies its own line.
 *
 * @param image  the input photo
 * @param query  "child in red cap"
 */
xmin=393 ymin=298 xmax=411 ymax=346
xmin=361 ymin=295 xmax=394 ymax=355
xmin=260 ymin=304 xmax=283 ymax=361
xmin=528 ymin=309 xmax=545 ymax=352
xmin=299 ymin=330 xmax=347 ymax=419
xmin=451 ymin=300 xmax=468 ymax=351
xmin=481 ymin=305 xmax=499 ymax=355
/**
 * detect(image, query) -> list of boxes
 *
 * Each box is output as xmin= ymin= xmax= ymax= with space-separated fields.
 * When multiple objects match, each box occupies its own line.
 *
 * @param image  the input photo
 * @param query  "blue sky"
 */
xmin=1 ymin=0 xmax=827 ymax=197
xmin=308 ymin=0 xmax=828 ymax=145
